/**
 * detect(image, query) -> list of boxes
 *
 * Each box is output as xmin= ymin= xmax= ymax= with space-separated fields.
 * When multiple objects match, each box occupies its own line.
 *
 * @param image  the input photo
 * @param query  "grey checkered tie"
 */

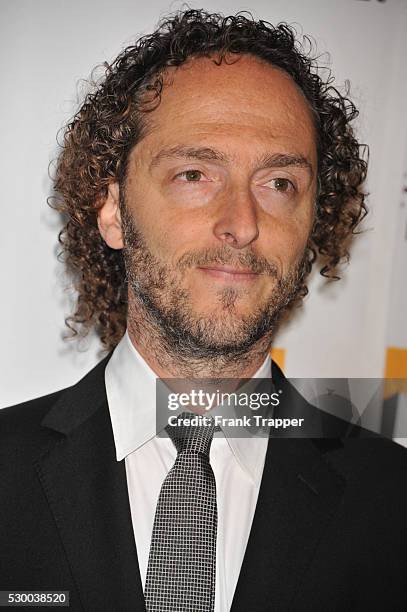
xmin=144 ymin=414 xmax=217 ymax=612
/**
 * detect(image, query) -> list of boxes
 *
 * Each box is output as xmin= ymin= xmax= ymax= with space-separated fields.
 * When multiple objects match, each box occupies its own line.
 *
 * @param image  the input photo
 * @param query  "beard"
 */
xmin=121 ymin=203 xmax=309 ymax=361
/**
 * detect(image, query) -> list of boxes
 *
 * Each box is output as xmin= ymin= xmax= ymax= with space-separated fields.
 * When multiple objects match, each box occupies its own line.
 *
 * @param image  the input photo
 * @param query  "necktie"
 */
xmin=144 ymin=413 xmax=217 ymax=612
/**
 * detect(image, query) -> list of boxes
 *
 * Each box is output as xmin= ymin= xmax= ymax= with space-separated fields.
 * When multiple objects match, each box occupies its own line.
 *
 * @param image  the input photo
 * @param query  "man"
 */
xmin=1 ymin=9 xmax=406 ymax=612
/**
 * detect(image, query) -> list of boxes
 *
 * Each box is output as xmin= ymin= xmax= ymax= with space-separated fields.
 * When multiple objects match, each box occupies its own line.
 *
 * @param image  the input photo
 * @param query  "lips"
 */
xmin=197 ymin=265 xmax=260 ymax=280
xmin=200 ymin=265 xmax=257 ymax=274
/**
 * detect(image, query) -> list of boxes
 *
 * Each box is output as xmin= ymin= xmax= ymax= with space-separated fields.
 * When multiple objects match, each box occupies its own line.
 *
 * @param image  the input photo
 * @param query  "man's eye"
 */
xmin=267 ymin=178 xmax=294 ymax=192
xmin=176 ymin=170 xmax=204 ymax=182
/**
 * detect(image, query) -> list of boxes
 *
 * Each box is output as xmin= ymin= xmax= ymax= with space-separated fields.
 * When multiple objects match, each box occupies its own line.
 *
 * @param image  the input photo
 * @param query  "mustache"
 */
xmin=177 ymin=246 xmax=280 ymax=277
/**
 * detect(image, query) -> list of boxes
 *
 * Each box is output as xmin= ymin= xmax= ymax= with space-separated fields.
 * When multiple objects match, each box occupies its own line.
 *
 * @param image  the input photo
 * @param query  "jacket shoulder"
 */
xmin=0 ymin=390 xmax=68 ymax=462
xmin=334 ymin=434 xmax=407 ymax=468
xmin=0 ymin=390 xmax=65 ymax=429
xmin=324 ymin=435 xmax=407 ymax=510
xmin=0 ymin=354 xmax=112 ymax=461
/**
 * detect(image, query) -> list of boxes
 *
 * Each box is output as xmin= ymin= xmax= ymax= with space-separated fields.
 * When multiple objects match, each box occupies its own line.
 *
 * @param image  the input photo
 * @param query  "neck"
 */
xmin=126 ymin=296 xmax=273 ymax=379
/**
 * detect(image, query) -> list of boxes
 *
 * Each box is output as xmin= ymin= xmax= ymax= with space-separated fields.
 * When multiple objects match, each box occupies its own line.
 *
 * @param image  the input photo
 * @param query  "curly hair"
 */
xmin=52 ymin=8 xmax=368 ymax=352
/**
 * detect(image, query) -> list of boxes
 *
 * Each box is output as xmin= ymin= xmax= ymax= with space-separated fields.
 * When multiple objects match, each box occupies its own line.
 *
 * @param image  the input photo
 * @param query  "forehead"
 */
xmin=135 ymin=54 xmax=316 ymax=162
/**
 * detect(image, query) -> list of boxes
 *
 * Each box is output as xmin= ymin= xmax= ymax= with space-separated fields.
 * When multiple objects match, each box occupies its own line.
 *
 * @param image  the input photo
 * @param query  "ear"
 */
xmin=97 ymin=182 xmax=124 ymax=249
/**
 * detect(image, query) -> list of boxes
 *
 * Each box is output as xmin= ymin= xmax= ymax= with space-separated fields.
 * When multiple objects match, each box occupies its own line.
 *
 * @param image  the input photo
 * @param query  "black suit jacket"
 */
xmin=1 ymin=355 xmax=407 ymax=611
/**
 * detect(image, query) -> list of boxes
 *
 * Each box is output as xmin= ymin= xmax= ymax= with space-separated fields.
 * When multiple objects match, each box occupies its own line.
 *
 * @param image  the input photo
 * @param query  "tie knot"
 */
xmin=165 ymin=412 xmax=215 ymax=457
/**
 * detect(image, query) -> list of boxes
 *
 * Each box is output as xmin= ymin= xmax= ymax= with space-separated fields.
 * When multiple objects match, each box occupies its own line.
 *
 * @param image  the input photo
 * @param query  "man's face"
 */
xmin=104 ymin=54 xmax=317 ymax=356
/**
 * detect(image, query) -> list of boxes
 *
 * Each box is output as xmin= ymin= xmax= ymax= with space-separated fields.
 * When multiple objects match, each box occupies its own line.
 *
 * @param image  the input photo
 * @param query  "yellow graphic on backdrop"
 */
xmin=384 ymin=347 xmax=407 ymax=397
xmin=270 ymin=347 xmax=286 ymax=371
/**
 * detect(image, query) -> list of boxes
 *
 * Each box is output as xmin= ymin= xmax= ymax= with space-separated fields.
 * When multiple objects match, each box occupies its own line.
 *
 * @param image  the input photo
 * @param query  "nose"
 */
xmin=212 ymin=186 xmax=259 ymax=249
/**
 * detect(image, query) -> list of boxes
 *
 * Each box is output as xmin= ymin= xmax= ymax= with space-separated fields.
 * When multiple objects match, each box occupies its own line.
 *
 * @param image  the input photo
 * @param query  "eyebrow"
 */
xmin=149 ymin=145 xmax=314 ymax=177
xmin=257 ymin=152 xmax=314 ymax=177
xmin=150 ymin=145 xmax=228 ymax=168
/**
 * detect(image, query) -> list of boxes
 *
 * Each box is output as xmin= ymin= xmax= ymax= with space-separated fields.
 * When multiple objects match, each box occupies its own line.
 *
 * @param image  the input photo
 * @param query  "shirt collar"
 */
xmin=105 ymin=331 xmax=158 ymax=461
xmin=105 ymin=330 xmax=272 ymax=484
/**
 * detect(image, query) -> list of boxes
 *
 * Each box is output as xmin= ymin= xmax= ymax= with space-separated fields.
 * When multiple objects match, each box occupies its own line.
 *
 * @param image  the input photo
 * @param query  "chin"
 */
xmin=192 ymin=291 xmax=261 ymax=315
xmin=193 ymin=305 xmax=252 ymax=323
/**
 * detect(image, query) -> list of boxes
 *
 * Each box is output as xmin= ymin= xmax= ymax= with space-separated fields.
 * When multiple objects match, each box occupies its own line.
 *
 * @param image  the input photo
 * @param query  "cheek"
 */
xmin=130 ymin=201 xmax=207 ymax=266
xmin=260 ymin=213 xmax=312 ymax=271
xmin=124 ymin=183 xmax=173 ymax=252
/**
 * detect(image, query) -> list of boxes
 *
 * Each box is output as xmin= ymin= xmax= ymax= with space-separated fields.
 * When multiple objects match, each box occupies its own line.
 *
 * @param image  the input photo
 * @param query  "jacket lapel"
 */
xmin=231 ymin=362 xmax=347 ymax=611
xmin=35 ymin=357 xmax=146 ymax=611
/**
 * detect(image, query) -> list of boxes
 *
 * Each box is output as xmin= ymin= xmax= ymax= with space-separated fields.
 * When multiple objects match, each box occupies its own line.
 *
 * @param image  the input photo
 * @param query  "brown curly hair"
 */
xmin=52 ymin=9 xmax=368 ymax=352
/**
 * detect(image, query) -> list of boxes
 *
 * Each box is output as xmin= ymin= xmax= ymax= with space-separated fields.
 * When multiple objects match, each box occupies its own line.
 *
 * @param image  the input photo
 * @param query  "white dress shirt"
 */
xmin=105 ymin=331 xmax=271 ymax=611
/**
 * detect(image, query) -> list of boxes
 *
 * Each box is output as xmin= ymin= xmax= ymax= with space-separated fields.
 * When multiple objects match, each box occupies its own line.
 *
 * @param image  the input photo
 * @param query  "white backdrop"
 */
xmin=1 ymin=0 xmax=407 ymax=409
